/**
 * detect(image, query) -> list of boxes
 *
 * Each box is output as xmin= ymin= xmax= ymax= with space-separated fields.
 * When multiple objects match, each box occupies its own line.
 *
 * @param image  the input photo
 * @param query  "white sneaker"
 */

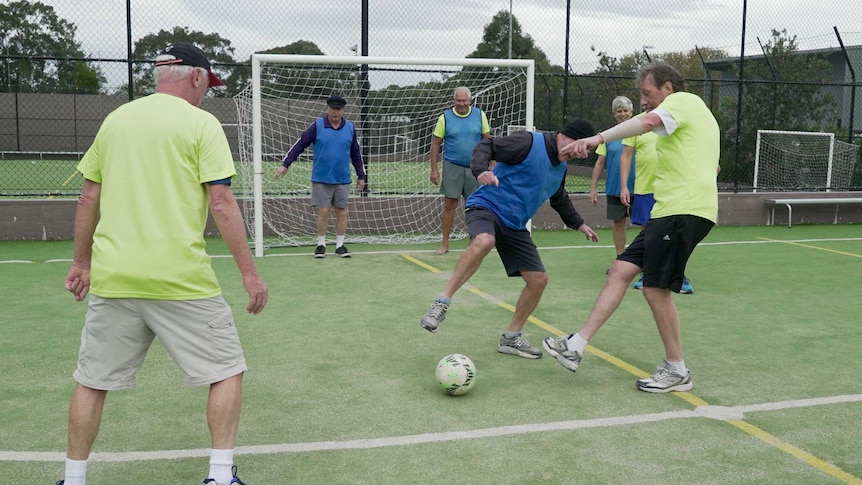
xmin=636 ymin=362 xmax=693 ymax=393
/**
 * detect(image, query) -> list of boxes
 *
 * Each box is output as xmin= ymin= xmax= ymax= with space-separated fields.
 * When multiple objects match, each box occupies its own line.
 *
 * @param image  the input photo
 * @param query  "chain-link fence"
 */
xmin=1 ymin=0 xmax=860 ymax=197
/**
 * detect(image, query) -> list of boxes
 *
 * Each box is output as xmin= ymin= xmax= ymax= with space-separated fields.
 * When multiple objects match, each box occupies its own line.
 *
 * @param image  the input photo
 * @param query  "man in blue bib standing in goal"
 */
xmin=276 ymin=94 xmax=366 ymax=258
xmin=429 ymin=86 xmax=491 ymax=255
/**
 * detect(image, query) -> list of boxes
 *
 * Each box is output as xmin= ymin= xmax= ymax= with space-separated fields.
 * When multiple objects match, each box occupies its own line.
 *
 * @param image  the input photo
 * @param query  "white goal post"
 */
xmin=235 ymin=55 xmax=535 ymax=256
xmin=753 ymin=130 xmax=858 ymax=193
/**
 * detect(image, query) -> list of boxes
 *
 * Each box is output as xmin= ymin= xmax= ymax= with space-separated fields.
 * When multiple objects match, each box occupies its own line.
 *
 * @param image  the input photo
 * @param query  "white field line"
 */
xmin=3 ymin=393 xmax=862 ymax=463
xmin=5 ymin=237 xmax=862 ymax=264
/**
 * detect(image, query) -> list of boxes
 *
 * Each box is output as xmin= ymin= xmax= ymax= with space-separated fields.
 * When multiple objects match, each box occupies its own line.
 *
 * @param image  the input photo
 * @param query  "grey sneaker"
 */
xmin=542 ymin=336 xmax=582 ymax=372
xmin=636 ymin=362 xmax=693 ymax=393
xmin=420 ymin=300 xmax=448 ymax=333
xmin=498 ymin=333 xmax=542 ymax=359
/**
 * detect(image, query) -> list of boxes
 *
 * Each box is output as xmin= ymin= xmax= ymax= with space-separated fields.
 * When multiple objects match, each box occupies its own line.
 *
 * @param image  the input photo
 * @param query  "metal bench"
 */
xmin=765 ymin=197 xmax=862 ymax=228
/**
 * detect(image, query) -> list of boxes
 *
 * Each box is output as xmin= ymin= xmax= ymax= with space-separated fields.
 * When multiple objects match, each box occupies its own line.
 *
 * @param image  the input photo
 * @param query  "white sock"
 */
xmin=64 ymin=458 xmax=87 ymax=485
xmin=208 ymin=448 xmax=234 ymax=485
xmin=666 ymin=360 xmax=687 ymax=374
xmin=336 ymin=235 xmax=345 ymax=247
xmin=317 ymin=235 xmax=326 ymax=246
xmin=565 ymin=333 xmax=589 ymax=353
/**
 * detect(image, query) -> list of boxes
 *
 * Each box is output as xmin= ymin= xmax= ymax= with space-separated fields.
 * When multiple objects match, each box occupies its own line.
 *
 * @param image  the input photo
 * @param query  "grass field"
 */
xmin=0 ymin=158 xmax=599 ymax=198
xmin=2 ymin=225 xmax=861 ymax=484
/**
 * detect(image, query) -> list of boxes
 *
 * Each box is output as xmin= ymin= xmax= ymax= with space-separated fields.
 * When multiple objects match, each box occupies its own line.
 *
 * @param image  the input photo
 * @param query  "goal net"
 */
xmin=234 ymin=54 xmax=534 ymax=255
xmin=753 ymin=130 xmax=858 ymax=192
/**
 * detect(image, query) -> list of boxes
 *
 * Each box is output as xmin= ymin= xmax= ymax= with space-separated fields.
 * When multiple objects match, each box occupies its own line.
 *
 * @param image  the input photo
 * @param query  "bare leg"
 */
xmin=67 ymin=384 xmax=107 ymax=460
xmin=333 ymin=206 xmax=348 ymax=238
xmin=207 ymin=373 xmax=243 ymax=449
xmin=506 ymin=270 xmax=548 ymax=332
xmin=441 ymin=233 xmax=495 ymax=298
xmin=316 ymin=207 xmax=331 ymax=238
xmin=577 ymin=260 xmax=641 ymax=340
xmin=612 ymin=218 xmax=628 ymax=256
xmin=437 ymin=197 xmax=460 ymax=255
xmin=642 ymin=287 xmax=683 ymax=362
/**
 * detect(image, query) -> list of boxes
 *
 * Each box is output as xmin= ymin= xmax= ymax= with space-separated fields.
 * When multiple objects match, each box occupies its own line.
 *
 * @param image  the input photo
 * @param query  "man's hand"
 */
xmin=243 ymin=274 xmax=268 ymax=315
xmin=430 ymin=168 xmax=440 ymax=186
xmin=578 ymin=224 xmax=599 ymax=243
xmin=356 ymin=178 xmax=367 ymax=193
xmin=274 ymin=166 xmax=288 ymax=179
xmin=65 ymin=262 xmax=91 ymax=301
xmin=476 ymin=170 xmax=498 ymax=186
xmin=620 ymin=187 xmax=631 ymax=207
xmin=561 ymin=134 xmax=603 ymax=159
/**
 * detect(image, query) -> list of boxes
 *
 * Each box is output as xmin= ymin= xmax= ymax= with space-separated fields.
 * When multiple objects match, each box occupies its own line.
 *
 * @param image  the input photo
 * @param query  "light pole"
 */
xmin=642 ymin=45 xmax=654 ymax=63
xmin=508 ymin=0 xmax=513 ymax=59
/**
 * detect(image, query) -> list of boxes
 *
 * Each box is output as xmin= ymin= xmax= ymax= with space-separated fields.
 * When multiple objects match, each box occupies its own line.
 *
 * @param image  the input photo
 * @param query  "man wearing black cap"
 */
xmin=276 ymin=94 xmax=366 ymax=258
xmin=420 ymin=120 xmax=599 ymax=359
xmin=59 ymin=42 xmax=265 ymax=485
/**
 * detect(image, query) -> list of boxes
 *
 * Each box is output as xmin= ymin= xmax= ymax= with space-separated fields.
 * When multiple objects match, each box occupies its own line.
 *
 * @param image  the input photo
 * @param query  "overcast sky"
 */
xmin=43 ymin=0 xmax=862 ymax=72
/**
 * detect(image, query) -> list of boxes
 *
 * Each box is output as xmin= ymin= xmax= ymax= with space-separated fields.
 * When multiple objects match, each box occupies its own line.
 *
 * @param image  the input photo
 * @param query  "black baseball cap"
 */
xmin=326 ymin=95 xmax=347 ymax=108
xmin=155 ymin=42 xmax=225 ymax=88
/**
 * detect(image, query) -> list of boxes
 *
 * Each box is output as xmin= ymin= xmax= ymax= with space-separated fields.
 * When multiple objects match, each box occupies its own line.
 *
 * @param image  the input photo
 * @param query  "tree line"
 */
xmin=1 ymin=0 xmax=847 ymax=186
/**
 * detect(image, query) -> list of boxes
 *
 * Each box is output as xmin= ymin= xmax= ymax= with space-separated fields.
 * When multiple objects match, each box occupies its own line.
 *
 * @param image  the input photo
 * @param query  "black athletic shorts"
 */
xmin=617 ymin=214 xmax=713 ymax=292
xmin=465 ymin=206 xmax=545 ymax=277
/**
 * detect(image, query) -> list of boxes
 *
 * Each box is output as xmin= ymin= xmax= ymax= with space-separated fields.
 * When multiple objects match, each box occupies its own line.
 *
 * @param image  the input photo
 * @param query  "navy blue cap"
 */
xmin=326 ymin=95 xmax=347 ymax=108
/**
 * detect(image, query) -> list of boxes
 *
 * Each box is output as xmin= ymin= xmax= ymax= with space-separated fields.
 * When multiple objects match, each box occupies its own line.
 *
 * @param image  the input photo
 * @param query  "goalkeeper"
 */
xmin=276 ymin=94 xmax=366 ymax=258
xmin=420 ymin=119 xmax=599 ymax=359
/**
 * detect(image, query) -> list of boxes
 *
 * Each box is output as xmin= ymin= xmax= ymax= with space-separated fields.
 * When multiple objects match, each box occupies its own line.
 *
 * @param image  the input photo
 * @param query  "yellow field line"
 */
xmin=756 ymin=237 xmax=862 ymax=258
xmin=400 ymin=252 xmax=862 ymax=485
xmin=47 ymin=170 xmax=81 ymax=200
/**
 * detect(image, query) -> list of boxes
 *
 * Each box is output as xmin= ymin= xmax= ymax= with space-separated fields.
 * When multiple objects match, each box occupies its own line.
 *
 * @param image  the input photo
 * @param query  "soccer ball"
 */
xmin=435 ymin=353 xmax=476 ymax=396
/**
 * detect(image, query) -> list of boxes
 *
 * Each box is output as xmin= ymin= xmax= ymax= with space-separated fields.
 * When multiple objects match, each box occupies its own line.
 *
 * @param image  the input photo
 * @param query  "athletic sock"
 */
xmin=317 ymin=236 xmax=326 ymax=246
xmin=503 ymin=331 xmax=521 ymax=339
xmin=64 ymin=458 xmax=87 ymax=485
xmin=565 ymin=333 xmax=589 ymax=354
xmin=208 ymin=449 xmax=234 ymax=485
xmin=436 ymin=294 xmax=451 ymax=305
xmin=336 ymin=235 xmax=345 ymax=247
xmin=666 ymin=360 xmax=687 ymax=374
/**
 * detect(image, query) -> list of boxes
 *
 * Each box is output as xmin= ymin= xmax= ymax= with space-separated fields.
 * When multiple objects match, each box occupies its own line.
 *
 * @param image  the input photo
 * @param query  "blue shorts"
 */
xmin=631 ymin=193 xmax=655 ymax=226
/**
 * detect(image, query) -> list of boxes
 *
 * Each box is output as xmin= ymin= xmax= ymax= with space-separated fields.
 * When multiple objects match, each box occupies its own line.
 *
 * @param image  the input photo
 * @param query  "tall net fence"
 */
xmin=1 ymin=0 xmax=861 ymax=198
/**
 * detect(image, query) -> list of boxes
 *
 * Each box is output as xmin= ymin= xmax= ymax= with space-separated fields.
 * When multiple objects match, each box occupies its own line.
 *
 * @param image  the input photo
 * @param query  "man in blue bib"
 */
xmin=420 ymin=119 xmax=599 ymax=359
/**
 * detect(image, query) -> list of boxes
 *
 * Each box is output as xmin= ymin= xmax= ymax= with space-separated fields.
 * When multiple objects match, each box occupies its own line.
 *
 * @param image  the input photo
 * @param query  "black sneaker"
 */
xmin=314 ymin=245 xmax=325 ymax=258
xmin=203 ymin=465 xmax=247 ymax=484
xmin=335 ymin=245 xmax=351 ymax=258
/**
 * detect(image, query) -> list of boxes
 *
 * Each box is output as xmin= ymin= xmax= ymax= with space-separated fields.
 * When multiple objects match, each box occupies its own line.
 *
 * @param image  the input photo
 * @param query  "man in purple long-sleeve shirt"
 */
xmin=275 ymin=94 xmax=366 ymax=258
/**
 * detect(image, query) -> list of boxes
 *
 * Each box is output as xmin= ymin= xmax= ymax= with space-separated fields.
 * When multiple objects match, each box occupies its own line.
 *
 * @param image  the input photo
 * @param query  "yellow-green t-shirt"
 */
xmin=650 ymin=91 xmax=720 ymax=223
xmin=622 ymin=113 xmax=658 ymax=195
xmin=77 ymin=93 xmax=236 ymax=299
xmin=433 ymin=107 xmax=491 ymax=138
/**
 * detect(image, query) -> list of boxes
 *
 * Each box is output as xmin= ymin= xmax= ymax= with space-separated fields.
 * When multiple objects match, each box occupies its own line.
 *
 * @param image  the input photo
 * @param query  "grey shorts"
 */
xmin=311 ymin=182 xmax=350 ymax=208
xmin=73 ymin=295 xmax=247 ymax=390
xmin=606 ymin=196 xmax=629 ymax=222
xmin=440 ymin=160 xmax=478 ymax=199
